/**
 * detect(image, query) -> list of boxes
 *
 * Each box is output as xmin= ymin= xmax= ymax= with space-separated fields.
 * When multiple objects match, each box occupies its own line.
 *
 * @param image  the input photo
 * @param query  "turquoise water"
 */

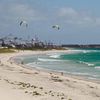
xmin=15 ymin=49 xmax=100 ymax=80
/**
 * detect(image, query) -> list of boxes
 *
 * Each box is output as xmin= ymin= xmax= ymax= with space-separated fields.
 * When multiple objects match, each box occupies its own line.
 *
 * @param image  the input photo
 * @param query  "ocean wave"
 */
xmin=91 ymin=74 xmax=99 ymax=77
xmin=79 ymin=61 xmax=94 ymax=66
xmin=88 ymin=77 xmax=97 ymax=80
xmin=82 ymin=50 xmax=98 ymax=53
xmin=71 ymin=72 xmax=90 ymax=76
xmin=71 ymin=50 xmax=100 ymax=54
xmin=26 ymin=62 xmax=39 ymax=66
xmin=95 ymin=66 xmax=100 ymax=69
xmin=46 ymin=53 xmax=62 ymax=58
xmin=38 ymin=58 xmax=63 ymax=62
xmin=83 ymin=50 xmax=90 ymax=53
xmin=26 ymin=63 xmax=47 ymax=70
xmin=49 ymin=54 xmax=60 ymax=58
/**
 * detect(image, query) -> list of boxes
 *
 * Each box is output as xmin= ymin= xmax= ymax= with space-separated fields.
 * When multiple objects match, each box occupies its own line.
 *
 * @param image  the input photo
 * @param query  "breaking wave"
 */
xmin=38 ymin=58 xmax=62 ymax=62
xmin=95 ymin=66 xmax=100 ymax=69
xmin=78 ymin=61 xmax=94 ymax=66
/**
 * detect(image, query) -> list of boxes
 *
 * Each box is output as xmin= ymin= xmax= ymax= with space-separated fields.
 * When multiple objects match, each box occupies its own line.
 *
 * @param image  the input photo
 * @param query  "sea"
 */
xmin=15 ymin=48 xmax=100 ymax=80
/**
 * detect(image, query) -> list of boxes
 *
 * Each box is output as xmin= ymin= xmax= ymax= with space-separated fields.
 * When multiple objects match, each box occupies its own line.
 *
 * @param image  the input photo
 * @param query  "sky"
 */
xmin=0 ymin=0 xmax=100 ymax=44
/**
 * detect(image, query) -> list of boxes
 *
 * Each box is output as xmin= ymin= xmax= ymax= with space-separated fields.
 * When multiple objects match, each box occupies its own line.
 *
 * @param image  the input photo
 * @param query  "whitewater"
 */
xmin=15 ymin=49 xmax=100 ymax=80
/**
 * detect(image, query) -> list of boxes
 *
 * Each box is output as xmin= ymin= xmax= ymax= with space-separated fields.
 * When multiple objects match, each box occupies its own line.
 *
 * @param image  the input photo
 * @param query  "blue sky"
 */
xmin=0 ymin=0 xmax=100 ymax=44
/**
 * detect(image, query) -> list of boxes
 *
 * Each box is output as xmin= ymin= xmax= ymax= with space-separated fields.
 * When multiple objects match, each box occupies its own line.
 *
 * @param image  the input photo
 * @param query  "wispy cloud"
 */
xmin=58 ymin=7 xmax=100 ymax=27
xmin=58 ymin=7 xmax=78 ymax=18
xmin=10 ymin=4 xmax=46 ymax=21
xmin=0 ymin=3 xmax=46 ymax=23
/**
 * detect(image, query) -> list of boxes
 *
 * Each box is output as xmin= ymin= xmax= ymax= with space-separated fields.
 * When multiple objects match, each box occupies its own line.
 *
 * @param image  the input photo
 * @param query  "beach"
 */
xmin=0 ymin=50 xmax=100 ymax=100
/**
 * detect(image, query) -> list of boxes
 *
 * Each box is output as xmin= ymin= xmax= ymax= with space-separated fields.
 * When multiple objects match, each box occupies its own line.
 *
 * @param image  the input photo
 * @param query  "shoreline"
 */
xmin=12 ymin=50 xmax=100 ymax=84
xmin=0 ymin=50 xmax=100 ymax=100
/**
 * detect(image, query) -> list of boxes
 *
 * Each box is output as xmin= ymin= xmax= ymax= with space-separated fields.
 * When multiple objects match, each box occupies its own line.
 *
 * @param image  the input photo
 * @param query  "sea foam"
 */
xmin=49 ymin=54 xmax=60 ymax=58
xmin=38 ymin=58 xmax=62 ymax=62
xmin=95 ymin=66 xmax=100 ymax=69
xmin=79 ymin=61 xmax=94 ymax=66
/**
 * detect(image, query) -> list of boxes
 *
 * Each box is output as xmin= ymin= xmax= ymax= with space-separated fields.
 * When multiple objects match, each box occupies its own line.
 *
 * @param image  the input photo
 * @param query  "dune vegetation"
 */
xmin=0 ymin=48 xmax=15 ymax=53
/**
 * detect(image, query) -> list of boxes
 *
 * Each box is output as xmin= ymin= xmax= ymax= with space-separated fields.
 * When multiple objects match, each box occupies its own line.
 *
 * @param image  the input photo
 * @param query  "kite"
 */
xmin=20 ymin=20 xmax=28 ymax=27
xmin=52 ymin=25 xmax=60 ymax=30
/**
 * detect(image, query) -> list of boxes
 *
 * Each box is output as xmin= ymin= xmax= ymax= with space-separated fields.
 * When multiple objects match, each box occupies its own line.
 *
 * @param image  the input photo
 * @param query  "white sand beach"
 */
xmin=0 ymin=50 xmax=100 ymax=100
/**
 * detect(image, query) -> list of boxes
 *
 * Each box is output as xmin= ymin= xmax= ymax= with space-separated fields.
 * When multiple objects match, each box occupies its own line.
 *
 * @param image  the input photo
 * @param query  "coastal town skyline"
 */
xmin=0 ymin=0 xmax=100 ymax=44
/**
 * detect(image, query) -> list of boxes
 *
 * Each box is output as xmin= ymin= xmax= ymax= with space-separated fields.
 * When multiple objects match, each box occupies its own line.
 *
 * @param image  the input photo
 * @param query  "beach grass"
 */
xmin=0 ymin=48 xmax=15 ymax=53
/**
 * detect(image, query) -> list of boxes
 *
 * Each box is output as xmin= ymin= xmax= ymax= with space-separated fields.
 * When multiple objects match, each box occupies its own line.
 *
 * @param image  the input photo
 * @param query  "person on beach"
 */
xmin=61 ymin=72 xmax=63 ymax=76
xmin=21 ymin=61 xmax=24 ymax=64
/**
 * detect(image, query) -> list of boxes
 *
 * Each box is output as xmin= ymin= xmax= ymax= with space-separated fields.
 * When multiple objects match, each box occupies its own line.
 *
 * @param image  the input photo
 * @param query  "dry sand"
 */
xmin=0 ymin=50 xmax=100 ymax=100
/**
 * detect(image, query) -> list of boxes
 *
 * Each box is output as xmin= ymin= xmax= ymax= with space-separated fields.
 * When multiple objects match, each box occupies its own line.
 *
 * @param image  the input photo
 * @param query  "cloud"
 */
xmin=58 ymin=7 xmax=100 ymax=27
xmin=10 ymin=4 xmax=46 ymax=21
xmin=58 ymin=7 xmax=78 ymax=18
xmin=0 ymin=3 xmax=46 ymax=23
xmin=0 ymin=1 xmax=100 ymax=33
